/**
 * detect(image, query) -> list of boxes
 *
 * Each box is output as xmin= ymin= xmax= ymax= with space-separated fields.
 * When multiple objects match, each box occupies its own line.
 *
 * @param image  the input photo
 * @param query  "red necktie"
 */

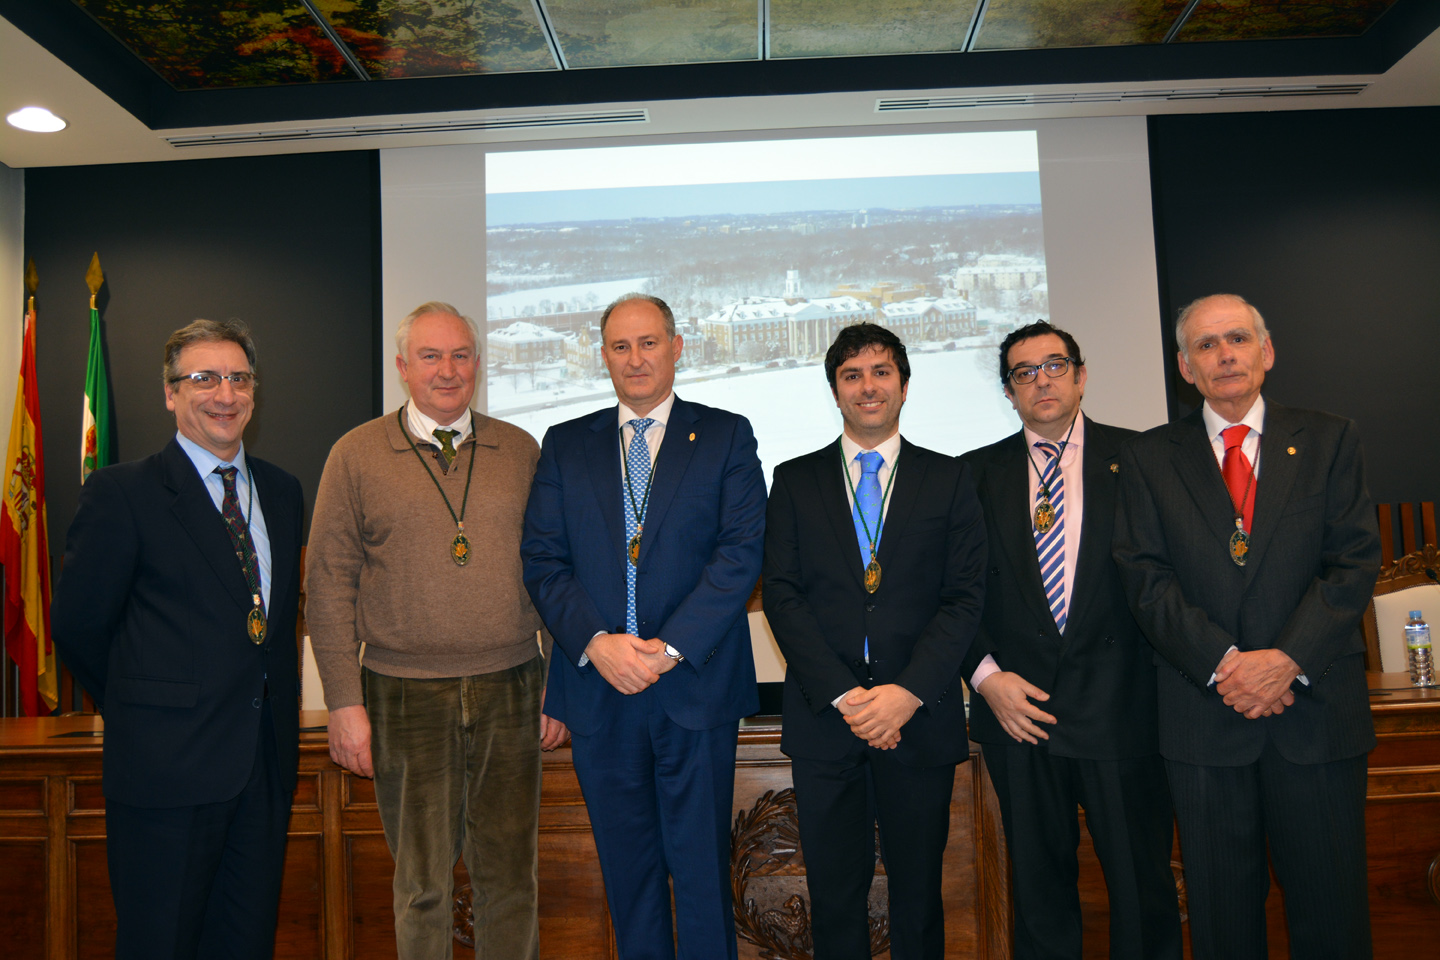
xmin=1221 ymin=425 xmax=1255 ymax=533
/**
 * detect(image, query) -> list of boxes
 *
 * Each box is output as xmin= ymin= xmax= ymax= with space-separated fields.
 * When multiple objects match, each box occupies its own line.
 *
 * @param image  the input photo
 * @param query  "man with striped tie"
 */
xmin=764 ymin=322 xmax=987 ymax=959
xmin=960 ymin=321 xmax=1181 ymax=960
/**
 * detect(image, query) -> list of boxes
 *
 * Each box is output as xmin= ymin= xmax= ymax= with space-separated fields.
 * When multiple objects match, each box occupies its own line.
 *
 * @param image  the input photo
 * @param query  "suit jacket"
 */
xmin=960 ymin=417 xmax=1160 ymax=759
xmin=1112 ymin=401 xmax=1381 ymax=766
xmin=52 ymin=439 xmax=304 ymax=807
xmin=763 ymin=438 xmax=987 ymax=767
xmin=522 ymin=397 xmax=767 ymax=736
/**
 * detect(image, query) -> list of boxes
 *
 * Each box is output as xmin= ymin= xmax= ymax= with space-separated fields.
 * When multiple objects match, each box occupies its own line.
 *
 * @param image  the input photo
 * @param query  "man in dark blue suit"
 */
xmin=53 ymin=319 xmax=304 ymax=960
xmin=522 ymin=293 xmax=766 ymax=960
xmin=763 ymin=323 xmax=987 ymax=960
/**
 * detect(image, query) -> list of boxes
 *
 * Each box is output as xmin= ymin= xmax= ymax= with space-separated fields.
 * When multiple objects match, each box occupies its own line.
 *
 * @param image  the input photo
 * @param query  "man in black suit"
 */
xmin=961 ymin=321 xmax=1181 ymax=960
xmin=763 ymin=322 xmax=986 ymax=960
xmin=1113 ymin=294 xmax=1381 ymax=959
xmin=53 ymin=319 xmax=304 ymax=960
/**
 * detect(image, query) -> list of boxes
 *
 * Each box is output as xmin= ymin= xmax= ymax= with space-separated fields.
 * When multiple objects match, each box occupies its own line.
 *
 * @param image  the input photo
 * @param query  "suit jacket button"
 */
xmin=865 ymin=603 xmax=875 ymax=612
xmin=1106 ymin=635 xmax=1115 ymax=644
xmin=989 ymin=566 xmax=1000 ymax=576
xmin=1037 ymin=629 xmax=1046 ymax=638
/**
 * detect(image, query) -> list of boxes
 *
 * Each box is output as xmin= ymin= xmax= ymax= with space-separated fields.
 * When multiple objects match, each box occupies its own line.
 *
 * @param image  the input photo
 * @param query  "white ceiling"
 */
xmin=3 ymin=12 xmax=1438 ymax=170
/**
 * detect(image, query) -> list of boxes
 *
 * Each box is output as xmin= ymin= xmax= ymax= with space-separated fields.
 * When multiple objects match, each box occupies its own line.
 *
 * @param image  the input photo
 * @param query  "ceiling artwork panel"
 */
xmin=313 ymin=0 xmax=557 ymax=78
xmin=72 ymin=0 xmax=357 ymax=89
xmin=1173 ymin=0 xmax=1400 ymax=42
xmin=543 ymin=0 xmax=758 ymax=68
xmin=767 ymin=0 xmax=982 ymax=59
xmin=972 ymin=0 xmax=1191 ymax=50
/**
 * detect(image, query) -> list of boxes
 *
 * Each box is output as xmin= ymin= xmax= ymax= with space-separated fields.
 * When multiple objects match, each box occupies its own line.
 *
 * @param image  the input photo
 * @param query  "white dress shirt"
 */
xmin=405 ymin=400 xmax=473 ymax=451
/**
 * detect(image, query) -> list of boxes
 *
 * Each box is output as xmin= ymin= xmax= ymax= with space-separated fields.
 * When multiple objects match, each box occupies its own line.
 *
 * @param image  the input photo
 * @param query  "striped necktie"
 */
xmin=623 ymin=418 xmax=655 ymax=635
xmin=1034 ymin=441 xmax=1067 ymax=633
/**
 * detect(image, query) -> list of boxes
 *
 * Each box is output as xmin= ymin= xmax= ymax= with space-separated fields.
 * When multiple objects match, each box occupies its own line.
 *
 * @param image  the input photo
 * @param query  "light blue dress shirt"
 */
xmin=174 ymin=432 xmax=272 ymax=610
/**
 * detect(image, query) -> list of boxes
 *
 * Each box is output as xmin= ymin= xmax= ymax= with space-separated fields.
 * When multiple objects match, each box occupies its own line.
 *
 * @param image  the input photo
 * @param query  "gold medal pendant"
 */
xmin=1228 ymin=519 xmax=1249 ymax=567
xmin=864 ymin=554 xmax=882 ymax=594
xmin=247 ymin=599 xmax=267 ymax=645
xmin=1035 ymin=498 xmax=1055 ymax=534
xmin=628 ymin=530 xmax=642 ymax=566
xmin=451 ymin=531 xmax=470 ymax=566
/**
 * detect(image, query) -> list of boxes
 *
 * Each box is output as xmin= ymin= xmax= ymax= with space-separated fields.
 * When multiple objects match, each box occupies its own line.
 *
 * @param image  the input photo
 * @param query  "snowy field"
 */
xmin=486 ymin=277 xmax=651 ymax=317
xmin=491 ymin=347 xmax=1020 ymax=484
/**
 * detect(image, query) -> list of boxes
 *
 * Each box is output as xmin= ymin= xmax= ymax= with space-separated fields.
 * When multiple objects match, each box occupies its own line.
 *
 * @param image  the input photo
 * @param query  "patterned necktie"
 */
xmin=1221 ymin=424 xmax=1255 ymax=533
xmin=852 ymin=451 xmax=884 ymax=661
xmin=432 ymin=428 xmax=459 ymax=468
xmin=624 ymin=418 xmax=655 ymax=636
xmin=1034 ymin=442 xmax=1066 ymax=633
xmin=215 ymin=466 xmax=264 ymax=616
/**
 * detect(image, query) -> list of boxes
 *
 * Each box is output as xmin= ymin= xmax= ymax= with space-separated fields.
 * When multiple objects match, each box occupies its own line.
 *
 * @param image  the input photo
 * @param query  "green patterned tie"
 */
xmin=432 ymin=428 xmax=459 ymax=467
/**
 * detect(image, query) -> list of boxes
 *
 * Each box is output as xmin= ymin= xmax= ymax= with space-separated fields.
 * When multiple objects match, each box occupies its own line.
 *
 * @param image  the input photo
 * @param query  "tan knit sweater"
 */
xmin=306 ymin=409 xmax=547 ymax=710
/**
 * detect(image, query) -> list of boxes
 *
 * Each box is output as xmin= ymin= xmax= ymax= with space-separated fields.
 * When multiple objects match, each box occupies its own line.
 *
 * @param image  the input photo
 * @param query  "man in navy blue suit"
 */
xmin=522 ymin=293 xmax=766 ymax=960
xmin=53 ymin=319 xmax=303 ymax=960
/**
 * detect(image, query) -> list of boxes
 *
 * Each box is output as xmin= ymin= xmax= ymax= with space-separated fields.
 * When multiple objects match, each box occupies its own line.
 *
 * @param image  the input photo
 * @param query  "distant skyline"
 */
xmin=487 ymin=172 xmax=1042 ymax=226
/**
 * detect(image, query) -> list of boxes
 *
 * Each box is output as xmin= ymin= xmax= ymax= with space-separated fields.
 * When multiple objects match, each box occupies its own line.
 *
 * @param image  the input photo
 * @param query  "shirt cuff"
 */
xmin=579 ymin=630 xmax=606 ymax=668
xmin=970 ymin=655 xmax=1001 ymax=691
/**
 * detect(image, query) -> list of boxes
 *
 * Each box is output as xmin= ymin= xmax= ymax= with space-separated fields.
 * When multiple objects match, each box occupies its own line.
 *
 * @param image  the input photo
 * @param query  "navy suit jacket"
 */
xmin=52 ymin=439 xmax=304 ymax=807
xmin=961 ymin=418 xmax=1161 ymax=760
xmin=522 ymin=397 xmax=766 ymax=736
xmin=1113 ymin=401 xmax=1381 ymax=766
xmin=762 ymin=438 xmax=987 ymax=767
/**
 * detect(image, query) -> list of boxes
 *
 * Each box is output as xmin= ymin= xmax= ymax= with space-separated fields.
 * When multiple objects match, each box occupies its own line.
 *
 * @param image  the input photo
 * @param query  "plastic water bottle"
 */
xmin=1405 ymin=611 xmax=1433 ymax=687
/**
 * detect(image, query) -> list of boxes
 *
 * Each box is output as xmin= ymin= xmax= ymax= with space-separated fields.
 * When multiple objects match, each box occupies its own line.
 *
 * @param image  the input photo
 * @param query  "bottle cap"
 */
xmin=1411 ymin=611 xmax=1423 ymax=619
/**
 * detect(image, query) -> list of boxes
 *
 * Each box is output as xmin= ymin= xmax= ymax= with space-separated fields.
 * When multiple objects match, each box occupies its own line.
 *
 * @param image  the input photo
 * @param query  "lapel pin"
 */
xmin=1110 ymin=463 xmax=1119 ymax=473
xmin=689 ymin=432 xmax=696 ymax=441
xmin=1287 ymin=446 xmax=1296 ymax=455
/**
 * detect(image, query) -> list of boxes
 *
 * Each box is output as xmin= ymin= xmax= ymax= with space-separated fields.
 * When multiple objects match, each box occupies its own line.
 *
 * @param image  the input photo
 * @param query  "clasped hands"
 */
xmin=1214 ymin=647 xmax=1300 ymax=719
xmin=837 ymin=684 xmax=922 ymax=750
xmin=585 ymin=632 xmax=680 ymax=695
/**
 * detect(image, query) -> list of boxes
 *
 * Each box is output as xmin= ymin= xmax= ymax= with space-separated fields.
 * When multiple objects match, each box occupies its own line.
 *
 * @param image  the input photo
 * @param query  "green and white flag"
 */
xmin=81 ymin=253 xmax=111 ymax=483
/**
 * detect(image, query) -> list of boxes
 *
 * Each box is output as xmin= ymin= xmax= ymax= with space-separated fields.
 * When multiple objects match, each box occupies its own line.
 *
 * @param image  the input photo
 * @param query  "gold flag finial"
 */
xmin=86 ymin=252 xmax=104 ymax=309
xmin=25 ymin=258 xmax=38 ymax=296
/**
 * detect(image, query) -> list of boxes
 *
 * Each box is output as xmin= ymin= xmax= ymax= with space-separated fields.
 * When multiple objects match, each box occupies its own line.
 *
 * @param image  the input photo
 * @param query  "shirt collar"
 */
xmin=840 ymin=429 xmax=903 ymax=467
xmin=617 ymin=390 xmax=676 ymax=430
xmin=1202 ymin=395 xmax=1266 ymax=442
xmin=406 ymin=400 xmax=473 ymax=446
xmin=175 ymin=431 xmax=246 ymax=479
xmin=1022 ymin=409 xmax=1086 ymax=454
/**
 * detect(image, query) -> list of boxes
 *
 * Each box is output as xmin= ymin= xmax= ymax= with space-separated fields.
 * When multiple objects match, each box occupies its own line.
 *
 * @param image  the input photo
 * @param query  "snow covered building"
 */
xmin=700 ymin=296 xmax=874 ymax=360
xmin=487 ymin=321 xmax=568 ymax=365
xmin=880 ymin=297 xmax=980 ymax=342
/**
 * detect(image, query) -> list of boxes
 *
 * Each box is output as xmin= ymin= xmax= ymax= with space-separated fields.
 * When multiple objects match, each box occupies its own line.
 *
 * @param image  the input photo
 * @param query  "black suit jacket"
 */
xmin=763 ymin=438 xmax=987 ymax=767
xmin=960 ymin=417 xmax=1159 ymax=760
xmin=1112 ymin=401 xmax=1381 ymax=766
xmin=53 ymin=439 xmax=304 ymax=807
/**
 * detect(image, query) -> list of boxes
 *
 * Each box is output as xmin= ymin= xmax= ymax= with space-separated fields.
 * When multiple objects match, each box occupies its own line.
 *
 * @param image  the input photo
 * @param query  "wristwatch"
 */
xmin=663 ymin=644 xmax=685 ymax=662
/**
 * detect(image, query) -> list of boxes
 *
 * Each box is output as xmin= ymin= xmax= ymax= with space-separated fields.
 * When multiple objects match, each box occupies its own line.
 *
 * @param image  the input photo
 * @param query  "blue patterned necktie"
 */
xmin=624 ymin=418 xmax=655 ymax=635
xmin=1034 ymin=441 xmax=1067 ymax=633
xmin=852 ymin=450 xmax=884 ymax=661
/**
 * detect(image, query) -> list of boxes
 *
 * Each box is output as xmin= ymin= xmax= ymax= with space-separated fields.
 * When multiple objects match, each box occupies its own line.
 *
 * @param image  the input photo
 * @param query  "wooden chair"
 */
xmin=1377 ymin=501 xmax=1436 ymax=569
xmin=1362 ymin=543 xmax=1440 ymax=672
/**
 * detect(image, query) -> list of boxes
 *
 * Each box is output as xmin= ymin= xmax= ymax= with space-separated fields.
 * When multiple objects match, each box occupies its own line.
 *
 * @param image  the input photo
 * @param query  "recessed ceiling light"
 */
xmin=7 ymin=107 xmax=68 ymax=133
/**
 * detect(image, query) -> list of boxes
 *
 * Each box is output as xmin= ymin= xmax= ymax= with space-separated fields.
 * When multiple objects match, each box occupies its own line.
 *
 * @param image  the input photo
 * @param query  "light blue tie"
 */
xmin=852 ymin=451 xmax=884 ymax=661
xmin=624 ymin=418 xmax=655 ymax=635
xmin=1035 ymin=441 xmax=1067 ymax=633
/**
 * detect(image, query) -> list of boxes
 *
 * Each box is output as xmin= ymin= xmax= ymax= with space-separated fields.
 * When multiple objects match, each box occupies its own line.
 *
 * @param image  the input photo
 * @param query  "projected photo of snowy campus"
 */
xmin=485 ymin=131 xmax=1049 ymax=474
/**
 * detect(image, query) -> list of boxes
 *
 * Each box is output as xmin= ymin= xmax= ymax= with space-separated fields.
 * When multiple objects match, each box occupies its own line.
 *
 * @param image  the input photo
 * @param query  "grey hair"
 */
xmin=395 ymin=301 xmax=480 ymax=357
xmin=600 ymin=293 xmax=676 ymax=338
xmin=1175 ymin=293 xmax=1271 ymax=359
xmin=163 ymin=318 xmax=257 ymax=383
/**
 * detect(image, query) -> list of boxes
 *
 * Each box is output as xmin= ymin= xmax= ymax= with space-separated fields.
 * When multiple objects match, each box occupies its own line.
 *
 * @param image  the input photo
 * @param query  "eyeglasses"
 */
xmin=1007 ymin=358 xmax=1078 ymax=385
xmin=168 ymin=371 xmax=258 ymax=393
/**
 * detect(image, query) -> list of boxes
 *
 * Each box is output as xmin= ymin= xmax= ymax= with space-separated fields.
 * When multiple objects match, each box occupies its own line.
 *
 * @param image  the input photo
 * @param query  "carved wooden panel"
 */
xmin=277 ymin=834 xmax=324 ymax=959
xmin=0 ymin=839 xmax=46 ymax=960
xmin=345 ymin=832 xmax=400 ymax=959
xmin=0 ymin=778 xmax=45 ymax=816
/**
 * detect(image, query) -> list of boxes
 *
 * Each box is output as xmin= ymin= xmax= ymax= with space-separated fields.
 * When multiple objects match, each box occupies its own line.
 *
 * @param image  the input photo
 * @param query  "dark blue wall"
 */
xmin=23 ymin=150 xmax=382 ymax=539
xmin=1149 ymin=106 xmax=1440 ymax=505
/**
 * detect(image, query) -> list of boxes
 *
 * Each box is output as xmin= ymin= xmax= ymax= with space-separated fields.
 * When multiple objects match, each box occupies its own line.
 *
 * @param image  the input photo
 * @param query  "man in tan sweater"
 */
xmin=306 ymin=302 xmax=564 ymax=960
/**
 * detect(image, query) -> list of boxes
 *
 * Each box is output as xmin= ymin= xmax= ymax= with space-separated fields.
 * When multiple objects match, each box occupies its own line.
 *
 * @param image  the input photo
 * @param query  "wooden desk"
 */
xmin=2 ymin=679 xmax=1437 ymax=959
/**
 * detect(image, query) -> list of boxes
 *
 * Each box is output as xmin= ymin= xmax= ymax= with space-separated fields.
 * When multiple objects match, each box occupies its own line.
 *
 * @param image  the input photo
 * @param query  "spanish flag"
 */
xmin=1 ymin=298 xmax=57 ymax=715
